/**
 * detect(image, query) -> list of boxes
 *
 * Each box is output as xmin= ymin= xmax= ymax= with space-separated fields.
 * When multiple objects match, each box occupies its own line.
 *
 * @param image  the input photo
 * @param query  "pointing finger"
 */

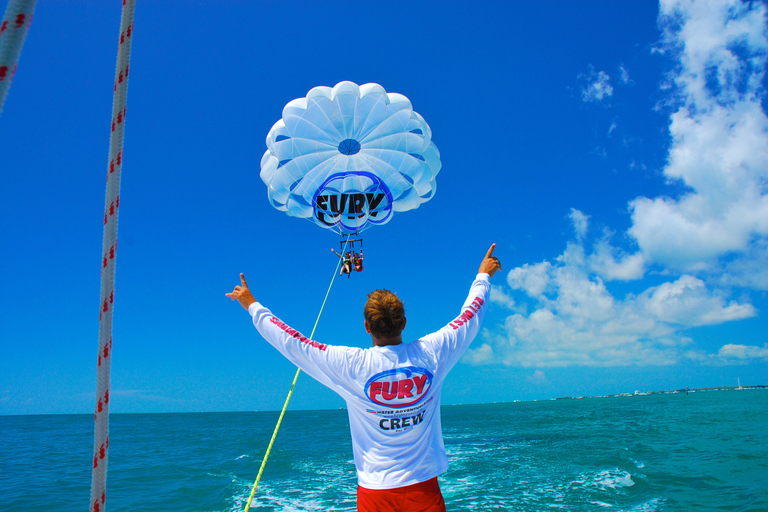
xmin=485 ymin=243 xmax=496 ymax=259
xmin=240 ymin=273 xmax=248 ymax=288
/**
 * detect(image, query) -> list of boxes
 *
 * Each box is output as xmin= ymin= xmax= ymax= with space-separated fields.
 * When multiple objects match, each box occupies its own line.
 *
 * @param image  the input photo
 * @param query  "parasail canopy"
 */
xmin=260 ymin=81 xmax=441 ymax=234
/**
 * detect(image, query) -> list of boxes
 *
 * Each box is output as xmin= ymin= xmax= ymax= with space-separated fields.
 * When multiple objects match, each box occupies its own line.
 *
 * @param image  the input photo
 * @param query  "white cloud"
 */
xmin=717 ymin=343 xmax=768 ymax=361
xmin=638 ymin=275 xmax=756 ymax=326
xmin=507 ymin=261 xmax=551 ymax=297
xmin=589 ymin=237 xmax=646 ymax=281
xmin=628 ymin=0 xmax=768 ymax=277
xmin=619 ymin=65 xmax=631 ymax=85
xmin=569 ymin=208 xmax=590 ymax=239
xmin=490 ymin=284 xmax=517 ymax=310
xmin=580 ymin=66 xmax=614 ymax=102
xmin=468 ymin=0 xmax=767 ymax=371
xmin=464 ymin=342 xmax=494 ymax=365
xmin=466 ymin=215 xmax=756 ymax=368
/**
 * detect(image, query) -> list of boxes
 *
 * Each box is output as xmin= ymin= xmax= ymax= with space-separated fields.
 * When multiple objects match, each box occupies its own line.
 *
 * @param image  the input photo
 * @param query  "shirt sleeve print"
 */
xmin=249 ymin=303 xmax=362 ymax=393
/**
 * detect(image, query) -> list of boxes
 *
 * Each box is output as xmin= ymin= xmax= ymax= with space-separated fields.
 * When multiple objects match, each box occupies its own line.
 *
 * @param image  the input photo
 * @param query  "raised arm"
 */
xmin=478 ymin=243 xmax=502 ymax=276
xmin=232 ymin=275 xmax=363 ymax=401
xmin=331 ymin=248 xmax=342 ymax=259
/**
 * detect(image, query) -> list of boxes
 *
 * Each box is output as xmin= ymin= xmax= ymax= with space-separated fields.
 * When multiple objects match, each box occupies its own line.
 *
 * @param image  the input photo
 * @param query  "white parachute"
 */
xmin=260 ymin=81 xmax=441 ymax=234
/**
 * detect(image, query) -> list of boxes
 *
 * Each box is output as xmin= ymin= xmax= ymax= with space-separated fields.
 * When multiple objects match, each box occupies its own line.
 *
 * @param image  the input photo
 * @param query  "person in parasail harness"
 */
xmin=353 ymin=250 xmax=364 ymax=273
xmin=331 ymin=248 xmax=353 ymax=276
xmin=227 ymin=244 xmax=501 ymax=512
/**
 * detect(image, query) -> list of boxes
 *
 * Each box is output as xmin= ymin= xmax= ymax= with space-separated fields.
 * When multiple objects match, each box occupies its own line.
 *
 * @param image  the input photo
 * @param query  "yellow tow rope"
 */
xmin=243 ymin=240 xmax=350 ymax=512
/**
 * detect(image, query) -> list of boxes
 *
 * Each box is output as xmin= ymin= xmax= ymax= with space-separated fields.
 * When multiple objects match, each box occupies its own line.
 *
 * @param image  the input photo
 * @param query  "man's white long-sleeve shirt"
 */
xmin=248 ymin=273 xmax=491 ymax=489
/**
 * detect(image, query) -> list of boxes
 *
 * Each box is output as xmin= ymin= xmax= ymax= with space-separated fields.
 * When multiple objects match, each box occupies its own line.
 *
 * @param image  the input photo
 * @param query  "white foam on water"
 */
xmin=226 ymin=464 xmax=357 ymax=512
xmin=227 ymin=480 xmax=355 ymax=512
xmin=591 ymin=469 xmax=635 ymax=489
xmin=293 ymin=460 xmax=351 ymax=479
xmin=627 ymin=498 xmax=665 ymax=511
xmin=225 ymin=456 xmax=654 ymax=512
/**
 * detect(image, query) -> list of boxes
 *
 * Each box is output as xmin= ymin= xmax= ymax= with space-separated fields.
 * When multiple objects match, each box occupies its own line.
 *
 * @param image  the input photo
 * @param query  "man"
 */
xmin=227 ymin=244 xmax=501 ymax=511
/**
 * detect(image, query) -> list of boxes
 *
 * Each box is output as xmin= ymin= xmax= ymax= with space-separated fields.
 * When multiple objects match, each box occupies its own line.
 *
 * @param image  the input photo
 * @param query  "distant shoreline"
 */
xmin=541 ymin=384 xmax=768 ymax=402
xmin=3 ymin=386 xmax=766 ymax=417
xmin=443 ymin=385 xmax=768 ymax=407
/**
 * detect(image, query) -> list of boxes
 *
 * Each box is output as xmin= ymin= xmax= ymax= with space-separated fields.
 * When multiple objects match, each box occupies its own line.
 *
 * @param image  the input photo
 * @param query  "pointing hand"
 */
xmin=478 ymin=243 xmax=502 ymax=277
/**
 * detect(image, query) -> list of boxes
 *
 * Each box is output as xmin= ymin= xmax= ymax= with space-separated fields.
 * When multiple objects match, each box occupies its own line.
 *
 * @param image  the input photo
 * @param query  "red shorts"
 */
xmin=357 ymin=477 xmax=446 ymax=512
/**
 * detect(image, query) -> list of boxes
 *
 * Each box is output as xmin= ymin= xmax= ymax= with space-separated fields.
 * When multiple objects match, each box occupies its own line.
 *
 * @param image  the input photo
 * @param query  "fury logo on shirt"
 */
xmin=365 ymin=367 xmax=433 ymax=408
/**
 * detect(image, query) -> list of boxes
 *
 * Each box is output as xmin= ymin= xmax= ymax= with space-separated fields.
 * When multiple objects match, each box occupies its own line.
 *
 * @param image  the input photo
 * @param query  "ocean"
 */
xmin=1 ymin=389 xmax=766 ymax=511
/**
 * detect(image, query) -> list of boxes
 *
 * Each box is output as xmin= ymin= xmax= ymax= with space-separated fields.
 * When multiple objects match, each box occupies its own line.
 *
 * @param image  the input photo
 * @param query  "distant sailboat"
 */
xmin=737 ymin=378 xmax=743 ymax=390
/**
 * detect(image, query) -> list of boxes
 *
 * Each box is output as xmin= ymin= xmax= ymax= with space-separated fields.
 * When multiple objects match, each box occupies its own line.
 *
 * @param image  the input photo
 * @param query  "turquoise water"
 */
xmin=1 ymin=390 xmax=766 ymax=511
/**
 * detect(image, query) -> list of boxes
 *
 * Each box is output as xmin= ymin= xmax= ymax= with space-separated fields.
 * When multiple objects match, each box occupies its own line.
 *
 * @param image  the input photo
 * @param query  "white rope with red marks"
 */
xmin=0 ymin=0 xmax=36 ymax=117
xmin=90 ymin=2 xmax=135 ymax=511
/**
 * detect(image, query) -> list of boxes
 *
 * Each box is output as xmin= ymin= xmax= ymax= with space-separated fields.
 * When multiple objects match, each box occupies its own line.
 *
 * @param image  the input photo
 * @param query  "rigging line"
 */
xmin=0 ymin=0 xmax=37 ymax=118
xmin=243 ymin=237 xmax=351 ymax=512
xmin=90 ymin=2 xmax=136 ymax=512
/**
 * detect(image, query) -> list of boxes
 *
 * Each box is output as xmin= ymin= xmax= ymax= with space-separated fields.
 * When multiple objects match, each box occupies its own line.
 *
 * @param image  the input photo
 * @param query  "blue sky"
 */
xmin=1 ymin=0 xmax=766 ymax=415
